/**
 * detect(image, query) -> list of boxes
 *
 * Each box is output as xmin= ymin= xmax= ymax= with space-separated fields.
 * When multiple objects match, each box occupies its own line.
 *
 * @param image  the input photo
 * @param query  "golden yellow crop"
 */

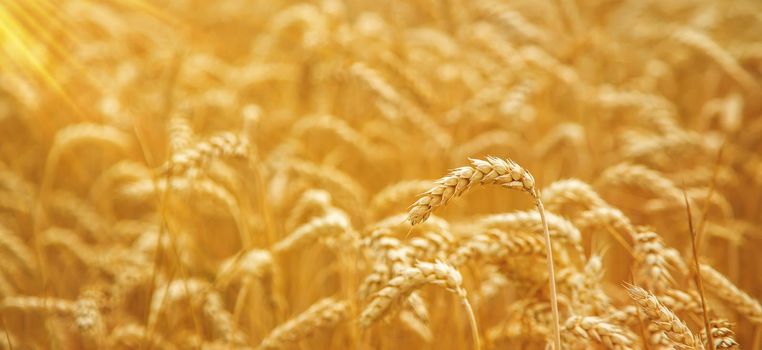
xmin=1 ymin=0 xmax=761 ymax=349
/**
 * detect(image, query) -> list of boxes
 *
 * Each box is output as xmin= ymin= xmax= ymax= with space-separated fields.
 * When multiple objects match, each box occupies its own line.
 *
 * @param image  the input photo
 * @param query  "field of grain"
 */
xmin=1 ymin=0 xmax=761 ymax=349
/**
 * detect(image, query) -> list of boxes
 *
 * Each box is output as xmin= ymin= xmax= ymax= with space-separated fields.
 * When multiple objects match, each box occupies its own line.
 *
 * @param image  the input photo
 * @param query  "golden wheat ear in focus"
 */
xmin=1 ymin=0 xmax=762 ymax=349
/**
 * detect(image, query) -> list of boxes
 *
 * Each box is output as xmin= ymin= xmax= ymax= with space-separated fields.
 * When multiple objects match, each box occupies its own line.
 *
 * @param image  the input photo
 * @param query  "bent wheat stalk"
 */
xmin=407 ymin=156 xmax=561 ymax=350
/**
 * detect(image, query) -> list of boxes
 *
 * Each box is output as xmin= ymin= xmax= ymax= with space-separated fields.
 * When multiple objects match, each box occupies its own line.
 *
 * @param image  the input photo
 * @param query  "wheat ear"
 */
xmin=628 ymin=285 xmax=699 ymax=349
xmin=256 ymin=297 xmax=349 ymax=350
xmin=360 ymin=260 xmax=480 ymax=350
xmin=700 ymin=264 xmax=762 ymax=325
xmin=561 ymin=315 xmax=636 ymax=350
xmin=407 ymin=156 xmax=561 ymax=350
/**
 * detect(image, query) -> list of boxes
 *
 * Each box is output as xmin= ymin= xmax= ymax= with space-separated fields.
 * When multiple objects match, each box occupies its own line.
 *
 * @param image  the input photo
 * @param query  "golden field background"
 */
xmin=1 ymin=0 xmax=762 ymax=349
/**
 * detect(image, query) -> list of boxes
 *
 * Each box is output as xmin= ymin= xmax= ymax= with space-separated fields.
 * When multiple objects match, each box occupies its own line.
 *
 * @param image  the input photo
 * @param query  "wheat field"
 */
xmin=1 ymin=0 xmax=761 ymax=349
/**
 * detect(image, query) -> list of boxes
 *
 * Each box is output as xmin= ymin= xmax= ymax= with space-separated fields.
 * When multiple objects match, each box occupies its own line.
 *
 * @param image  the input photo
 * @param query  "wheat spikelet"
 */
xmin=659 ymin=289 xmax=704 ymax=316
xmin=168 ymin=102 xmax=195 ymax=153
xmin=218 ymin=249 xmax=274 ymax=287
xmin=0 ymin=295 xmax=76 ymax=315
xmin=147 ymin=278 xmax=208 ymax=330
xmin=541 ymin=179 xmax=608 ymax=213
xmin=561 ymin=315 xmax=636 ymax=350
xmin=360 ymin=260 xmax=463 ymax=326
xmin=574 ymin=206 xmax=638 ymax=239
xmin=448 ymin=228 xmax=546 ymax=267
xmin=256 ymin=297 xmax=349 ymax=350
xmin=285 ymin=189 xmax=333 ymax=231
xmin=627 ymin=285 xmax=699 ymax=349
xmin=161 ymin=132 xmax=248 ymax=175
xmin=478 ymin=210 xmax=582 ymax=247
xmin=272 ymin=209 xmax=350 ymax=254
xmin=558 ymin=255 xmax=614 ymax=316
xmin=633 ymin=230 xmax=677 ymax=292
xmin=475 ymin=0 xmax=549 ymax=43
xmin=700 ymin=264 xmax=762 ymax=325
xmin=283 ymin=159 xmax=367 ymax=221
xmin=203 ymin=290 xmax=248 ymax=344
xmin=48 ymin=123 xmax=132 ymax=161
xmin=74 ymin=290 xmax=105 ymax=344
xmin=361 ymin=260 xmax=481 ymax=349
xmin=408 ymin=157 xmax=535 ymax=225
xmin=699 ymin=319 xmax=739 ymax=350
